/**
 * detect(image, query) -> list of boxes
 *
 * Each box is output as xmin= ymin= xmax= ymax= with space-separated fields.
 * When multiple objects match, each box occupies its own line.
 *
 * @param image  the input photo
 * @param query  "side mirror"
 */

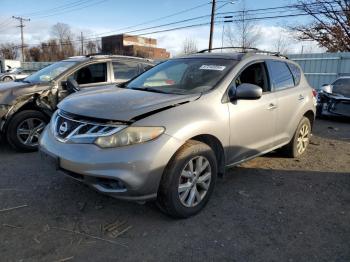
xmin=62 ymin=78 xmax=80 ymax=93
xmin=228 ymin=83 xmax=262 ymax=100
xmin=320 ymin=84 xmax=332 ymax=93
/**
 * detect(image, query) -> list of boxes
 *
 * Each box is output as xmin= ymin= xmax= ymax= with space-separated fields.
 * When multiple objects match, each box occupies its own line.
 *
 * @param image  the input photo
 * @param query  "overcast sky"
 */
xmin=0 ymin=0 xmax=324 ymax=56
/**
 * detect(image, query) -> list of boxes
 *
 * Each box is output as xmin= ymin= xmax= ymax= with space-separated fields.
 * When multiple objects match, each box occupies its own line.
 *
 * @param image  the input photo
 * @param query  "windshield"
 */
xmin=332 ymin=78 xmax=350 ymax=97
xmin=24 ymin=61 xmax=79 ymax=83
xmin=126 ymin=58 xmax=236 ymax=94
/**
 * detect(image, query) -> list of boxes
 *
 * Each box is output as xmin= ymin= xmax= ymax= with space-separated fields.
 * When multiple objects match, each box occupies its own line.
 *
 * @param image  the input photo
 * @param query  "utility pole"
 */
xmin=80 ymin=32 xmax=84 ymax=55
xmin=208 ymin=0 xmax=216 ymax=52
xmin=12 ymin=16 xmax=30 ymax=62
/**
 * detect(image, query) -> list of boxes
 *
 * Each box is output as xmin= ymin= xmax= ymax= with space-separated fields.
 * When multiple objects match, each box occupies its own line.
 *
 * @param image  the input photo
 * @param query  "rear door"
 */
xmin=266 ymin=60 xmax=304 ymax=146
xmin=227 ymin=61 xmax=277 ymax=163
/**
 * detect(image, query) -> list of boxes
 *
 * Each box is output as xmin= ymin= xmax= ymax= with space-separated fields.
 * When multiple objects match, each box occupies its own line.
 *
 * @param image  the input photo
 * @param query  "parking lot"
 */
xmin=0 ymin=118 xmax=349 ymax=261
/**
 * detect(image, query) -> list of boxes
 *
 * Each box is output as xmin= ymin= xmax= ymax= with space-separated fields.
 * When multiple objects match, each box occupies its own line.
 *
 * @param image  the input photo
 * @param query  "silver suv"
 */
xmin=39 ymin=49 xmax=316 ymax=218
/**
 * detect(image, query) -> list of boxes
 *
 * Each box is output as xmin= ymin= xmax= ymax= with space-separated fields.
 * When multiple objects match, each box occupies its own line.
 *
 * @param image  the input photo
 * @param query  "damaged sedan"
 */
xmin=317 ymin=77 xmax=350 ymax=118
xmin=0 ymin=55 xmax=153 ymax=151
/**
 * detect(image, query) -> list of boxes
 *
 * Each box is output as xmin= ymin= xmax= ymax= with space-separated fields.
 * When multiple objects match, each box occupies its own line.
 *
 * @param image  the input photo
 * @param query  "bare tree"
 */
xmin=181 ymin=38 xmax=198 ymax=54
xmin=292 ymin=0 xmax=350 ymax=52
xmin=51 ymin=23 xmax=76 ymax=57
xmin=225 ymin=1 xmax=261 ymax=49
xmin=0 ymin=43 xmax=18 ymax=59
xmin=85 ymin=41 xmax=97 ymax=54
xmin=274 ymin=30 xmax=291 ymax=54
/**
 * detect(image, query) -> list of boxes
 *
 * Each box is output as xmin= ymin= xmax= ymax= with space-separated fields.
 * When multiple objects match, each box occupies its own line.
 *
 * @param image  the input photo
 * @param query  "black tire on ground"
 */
xmin=2 ymin=76 xmax=13 ymax=82
xmin=6 ymin=110 xmax=49 ymax=152
xmin=280 ymin=116 xmax=311 ymax=158
xmin=157 ymin=140 xmax=217 ymax=218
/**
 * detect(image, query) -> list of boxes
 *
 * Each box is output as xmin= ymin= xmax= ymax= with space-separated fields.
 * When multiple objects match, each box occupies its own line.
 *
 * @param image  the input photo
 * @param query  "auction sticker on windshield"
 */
xmin=199 ymin=65 xmax=226 ymax=71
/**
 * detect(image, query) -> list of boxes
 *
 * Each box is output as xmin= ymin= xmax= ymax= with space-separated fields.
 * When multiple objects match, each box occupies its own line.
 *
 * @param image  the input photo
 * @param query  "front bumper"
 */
xmin=39 ymin=126 xmax=182 ymax=201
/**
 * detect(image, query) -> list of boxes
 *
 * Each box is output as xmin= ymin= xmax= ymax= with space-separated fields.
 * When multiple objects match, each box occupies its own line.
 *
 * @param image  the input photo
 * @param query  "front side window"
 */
xmin=24 ymin=61 xmax=78 ymax=83
xmin=73 ymin=63 xmax=107 ymax=85
xmin=267 ymin=61 xmax=294 ymax=91
xmin=126 ymin=58 xmax=236 ymax=94
xmin=235 ymin=62 xmax=270 ymax=92
xmin=113 ymin=61 xmax=139 ymax=83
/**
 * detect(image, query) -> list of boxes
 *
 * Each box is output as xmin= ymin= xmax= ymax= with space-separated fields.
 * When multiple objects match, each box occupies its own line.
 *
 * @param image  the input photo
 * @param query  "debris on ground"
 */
xmin=237 ymin=190 xmax=250 ymax=197
xmin=2 ymin=223 xmax=23 ymax=229
xmin=328 ymin=126 xmax=339 ymax=131
xmin=102 ymin=220 xmax=133 ymax=239
xmin=51 ymin=226 xmax=128 ymax=247
xmin=0 ymin=204 xmax=28 ymax=213
xmin=54 ymin=256 xmax=74 ymax=262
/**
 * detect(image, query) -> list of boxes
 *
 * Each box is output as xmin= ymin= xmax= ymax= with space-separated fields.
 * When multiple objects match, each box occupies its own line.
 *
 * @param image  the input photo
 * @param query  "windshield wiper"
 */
xmin=20 ymin=79 xmax=31 ymax=83
xmin=131 ymin=87 xmax=169 ymax=94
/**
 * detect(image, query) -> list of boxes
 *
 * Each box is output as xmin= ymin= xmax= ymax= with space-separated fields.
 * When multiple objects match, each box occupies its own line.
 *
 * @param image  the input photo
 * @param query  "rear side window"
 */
xmin=267 ymin=61 xmax=294 ymax=91
xmin=288 ymin=63 xmax=301 ymax=86
xmin=113 ymin=61 xmax=139 ymax=83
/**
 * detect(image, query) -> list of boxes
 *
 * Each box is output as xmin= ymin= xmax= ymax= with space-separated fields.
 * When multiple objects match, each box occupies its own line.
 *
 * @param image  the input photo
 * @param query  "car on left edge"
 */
xmin=0 ymin=55 xmax=154 ymax=151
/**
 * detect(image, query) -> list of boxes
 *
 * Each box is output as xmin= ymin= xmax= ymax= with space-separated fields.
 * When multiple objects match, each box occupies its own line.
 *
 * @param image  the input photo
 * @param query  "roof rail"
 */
xmin=197 ymin=47 xmax=258 ymax=53
xmin=83 ymin=53 xmax=153 ymax=62
xmin=197 ymin=46 xmax=288 ymax=59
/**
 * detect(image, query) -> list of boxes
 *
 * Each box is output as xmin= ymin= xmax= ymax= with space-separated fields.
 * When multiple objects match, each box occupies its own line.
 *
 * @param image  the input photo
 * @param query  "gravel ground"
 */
xmin=0 ymin=118 xmax=349 ymax=262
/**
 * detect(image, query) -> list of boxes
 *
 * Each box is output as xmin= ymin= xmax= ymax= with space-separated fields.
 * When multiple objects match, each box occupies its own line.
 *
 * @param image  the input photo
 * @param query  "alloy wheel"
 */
xmin=16 ymin=118 xmax=46 ymax=147
xmin=178 ymin=156 xmax=212 ymax=207
xmin=296 ymin=123 xmax=309 ymax=154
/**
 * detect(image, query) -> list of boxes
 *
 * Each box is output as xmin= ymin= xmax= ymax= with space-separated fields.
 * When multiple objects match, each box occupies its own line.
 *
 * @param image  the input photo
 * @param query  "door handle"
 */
xmin=267 ymin=103 xmax=277 ymax=110
xmin=298 ymin=94 xmax=305 ymax=101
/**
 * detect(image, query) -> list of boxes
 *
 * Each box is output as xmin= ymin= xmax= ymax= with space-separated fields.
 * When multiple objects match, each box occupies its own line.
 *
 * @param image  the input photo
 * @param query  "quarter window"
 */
xmin=268 ymin=61 xmax=294 ymax=91
xmin=288 ymin=63 xmax=301 ymax=86
xmin=113 ymin=61 xmax=139 ymax=83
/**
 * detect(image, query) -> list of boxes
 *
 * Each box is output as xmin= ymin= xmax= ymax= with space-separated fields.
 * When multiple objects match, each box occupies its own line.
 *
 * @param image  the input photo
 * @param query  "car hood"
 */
xmin=58 ymin=86 xmax=201 ymax=122
xmin=0 ymin=80 xmax=51 ymax=105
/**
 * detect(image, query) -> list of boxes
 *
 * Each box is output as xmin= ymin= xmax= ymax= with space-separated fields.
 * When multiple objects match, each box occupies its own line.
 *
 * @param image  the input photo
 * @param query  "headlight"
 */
xmin=94 ymin=126 xmax=165 ymax=148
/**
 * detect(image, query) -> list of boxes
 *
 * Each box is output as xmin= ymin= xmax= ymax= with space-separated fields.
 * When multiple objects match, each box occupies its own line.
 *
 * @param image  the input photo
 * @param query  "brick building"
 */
xmin=102 ymin=34 xmax=170 ymax=59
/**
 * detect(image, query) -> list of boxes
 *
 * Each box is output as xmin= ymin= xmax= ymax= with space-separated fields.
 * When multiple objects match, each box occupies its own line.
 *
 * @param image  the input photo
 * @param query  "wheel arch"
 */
xmin=187 ymin=134 xmax=226 ymax=176
xmin=303 ymin=110 xmax=315 ymax=130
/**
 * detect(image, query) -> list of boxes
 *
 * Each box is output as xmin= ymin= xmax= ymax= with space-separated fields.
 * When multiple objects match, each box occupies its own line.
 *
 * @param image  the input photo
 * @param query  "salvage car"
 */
xmin=317 ymin=77 xmax=350 ymax=118
xmin=39 ymin=49 xmax=316 ymax=218
xmin=0 ymin=55 xmax=154 ymax=151
xmin=0 ymin=67 xmax=35 ymax=82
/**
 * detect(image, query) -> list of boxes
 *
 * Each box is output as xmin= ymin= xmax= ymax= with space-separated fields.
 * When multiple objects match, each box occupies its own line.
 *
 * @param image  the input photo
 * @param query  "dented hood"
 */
xmin=58 ymin=86 xmax=200 ymax=122
xmin=0 ymin=80 xmax=51 ymax=105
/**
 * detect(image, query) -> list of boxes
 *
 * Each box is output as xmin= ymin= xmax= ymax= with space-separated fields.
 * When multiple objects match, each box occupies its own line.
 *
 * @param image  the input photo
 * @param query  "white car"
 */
xmin=0 ymin=68 xmax=35 ymax=82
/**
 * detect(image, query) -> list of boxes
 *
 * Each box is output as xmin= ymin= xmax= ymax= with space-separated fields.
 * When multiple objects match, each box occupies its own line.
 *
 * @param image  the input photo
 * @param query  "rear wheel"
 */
xmin=281 ymin=117 xmax=311 ymax=158
xmin=6 ymin=110 xmax=49 ymax=152
xmin=157 ymin=140 xmax=217 ymax=218
xmin=3 ymin=76 xmax=13 ymax=82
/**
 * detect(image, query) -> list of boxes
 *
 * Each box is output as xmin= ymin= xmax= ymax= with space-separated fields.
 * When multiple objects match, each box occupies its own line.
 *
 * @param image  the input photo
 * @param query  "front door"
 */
xmin=58 ymin=62 xmax=112 ymax=102
xmin=227 ymin=61 xmax=277 ymax=164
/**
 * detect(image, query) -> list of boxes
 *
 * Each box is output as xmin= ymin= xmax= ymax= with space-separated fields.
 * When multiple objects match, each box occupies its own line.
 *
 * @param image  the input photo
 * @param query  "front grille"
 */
xmin=53 ymin=111 xmax=125 ymax=143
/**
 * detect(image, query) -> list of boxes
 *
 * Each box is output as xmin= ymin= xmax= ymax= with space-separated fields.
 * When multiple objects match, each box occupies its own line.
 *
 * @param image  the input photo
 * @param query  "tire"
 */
xmin=157 ymin=140 xmax=217 ymax=218
xmin=6 ymin=110 xmax=49 ymax=152
xmin=281 ymin=117 xmax=311 ymax=158
xmin=2 ymin=76 xmax=13 ymax=82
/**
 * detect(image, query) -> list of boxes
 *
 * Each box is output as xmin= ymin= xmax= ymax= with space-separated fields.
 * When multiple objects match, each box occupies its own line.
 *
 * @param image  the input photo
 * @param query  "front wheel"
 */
xmin=157 ymin=140 xmax=217 ymax=218
xmin=281 ymin=117 xmax=311 ymax=158
xmin=6 ymin=110 xmax=49 ymax=152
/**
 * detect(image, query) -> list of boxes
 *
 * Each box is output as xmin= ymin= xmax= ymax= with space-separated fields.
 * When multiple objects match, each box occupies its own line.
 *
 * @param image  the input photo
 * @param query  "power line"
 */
xmin=12 ymin=4 xmax=343 ymax=49
xmin=89 ymin=2 xmax=211 ymax=38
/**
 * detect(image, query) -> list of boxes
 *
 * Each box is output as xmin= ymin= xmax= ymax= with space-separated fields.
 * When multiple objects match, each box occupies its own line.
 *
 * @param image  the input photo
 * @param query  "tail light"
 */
xmin=312 ymin=89 xmax=317 ymax=97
